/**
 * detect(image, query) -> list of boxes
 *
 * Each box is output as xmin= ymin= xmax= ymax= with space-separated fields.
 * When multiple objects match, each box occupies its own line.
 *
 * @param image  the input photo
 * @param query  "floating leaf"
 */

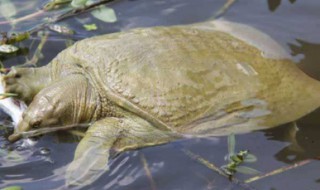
xmin=0 ymin=0 xmax=17 ymax=20
xmin=244 ymin=154 xmax=257 ymax=163
xmin=71 ymin=0 xmax=88 ymax=8
xmin=236 ymin=166 xmax=260 ymax=175
xmin=7 ymin=33 xmax=30 ymax=44
xmin=83 ymin=23 xmax=98 ymax=31
xmin=48 ymin=24 xmax=74 ymax=35
xmin=227 ymin=133 xmax=235 ymax=157
xmin=91 ymin=6 xmax=117 ymax=23
xmin=1 ymin=186 xmax=23 ymax=190
xmin=0 ymin=44 xmax=18 ymax=53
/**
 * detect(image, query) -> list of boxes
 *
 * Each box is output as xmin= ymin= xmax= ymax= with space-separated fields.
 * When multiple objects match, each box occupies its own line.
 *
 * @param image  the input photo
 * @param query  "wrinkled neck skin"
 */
xmin=62 ymin=75 xmax=100 ymax=125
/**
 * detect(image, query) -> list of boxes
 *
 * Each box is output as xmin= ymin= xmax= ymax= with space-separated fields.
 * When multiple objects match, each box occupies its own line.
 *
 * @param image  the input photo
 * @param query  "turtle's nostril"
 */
xmin=15 ymin=74 xmax=21 ymax=78
xmin=32 ymin=120 xmax=42 ymax=128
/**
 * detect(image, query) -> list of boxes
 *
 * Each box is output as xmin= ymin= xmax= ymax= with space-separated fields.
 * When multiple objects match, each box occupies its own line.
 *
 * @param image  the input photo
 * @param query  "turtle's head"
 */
xmin=8 ymin=91 xmax=69 ymax=142
xmin=8 ymin=74 xmax=98 ymax=142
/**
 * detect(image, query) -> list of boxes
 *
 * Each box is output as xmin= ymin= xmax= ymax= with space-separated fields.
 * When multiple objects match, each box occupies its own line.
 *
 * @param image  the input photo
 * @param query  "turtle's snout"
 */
xmin=8 ymin=120 xmax=29 ymax=142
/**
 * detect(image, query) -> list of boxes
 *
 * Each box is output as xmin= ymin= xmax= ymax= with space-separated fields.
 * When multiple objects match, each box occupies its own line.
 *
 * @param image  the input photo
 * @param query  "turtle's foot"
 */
xmin=2 ymin=67 xmax=51 ymax=104
xmin=66 ymin=117 xmax=179 ymax=187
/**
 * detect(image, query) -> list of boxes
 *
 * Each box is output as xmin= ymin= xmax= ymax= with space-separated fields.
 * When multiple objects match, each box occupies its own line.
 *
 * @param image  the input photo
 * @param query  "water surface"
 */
xmin=1 ymin=0 xmax=320 ymax=190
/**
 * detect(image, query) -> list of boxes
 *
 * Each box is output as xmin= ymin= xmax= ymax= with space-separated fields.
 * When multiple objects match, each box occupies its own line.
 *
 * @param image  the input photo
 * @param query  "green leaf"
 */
xmin=227 ymin=133 xmax=235 ymax=156
xmin=244 ymin=154 xmax=257 ymax=163
xmin=43 ymin=0 xmax=72 ymax=11
xmin=71 ymin=0 xmax=88 ymax=8
xmin=1 ymin=186 xmax=23 ymax=190
xmin=236 ymin=166 xmax=260 ymax=175
xmin=0 ymin=0 xmax=17 ymax=20
xmin=8 ymin=33 xmax=30 ymax=44
xmin=0 ymin=44 xmax=18 ymax=53
xmin=230 ymin=155 xmax=242 ymax=164
xmin=83 ymin=24 xmax=98 ymax=31
xmin=91 ymin=6 xmax=117 ymax=23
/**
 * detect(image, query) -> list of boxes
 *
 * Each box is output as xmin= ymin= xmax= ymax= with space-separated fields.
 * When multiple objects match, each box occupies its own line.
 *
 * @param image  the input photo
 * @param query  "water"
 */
xmin=1 ymin=0 xmax=320 ymax=189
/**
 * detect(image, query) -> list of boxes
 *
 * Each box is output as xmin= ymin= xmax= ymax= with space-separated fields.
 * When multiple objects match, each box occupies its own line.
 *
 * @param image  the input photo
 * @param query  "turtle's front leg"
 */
xmin=66 ymin=116 xmax=180 ymax=186
xmin=3 ymin=66 xmax=52 ymax=104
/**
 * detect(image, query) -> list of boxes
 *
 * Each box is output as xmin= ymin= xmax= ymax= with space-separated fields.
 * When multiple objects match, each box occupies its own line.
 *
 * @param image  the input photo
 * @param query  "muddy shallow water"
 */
xmin=1 ymin=0 xmax=320 ymax=190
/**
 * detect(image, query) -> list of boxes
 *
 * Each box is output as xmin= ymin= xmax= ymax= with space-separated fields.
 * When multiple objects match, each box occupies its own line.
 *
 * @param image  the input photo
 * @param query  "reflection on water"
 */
xmin=0 ymin=0 xmax=320 ymax=190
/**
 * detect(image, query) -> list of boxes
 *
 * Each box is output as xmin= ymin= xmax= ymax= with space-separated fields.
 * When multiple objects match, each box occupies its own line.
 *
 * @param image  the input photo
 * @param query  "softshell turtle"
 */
xmin=3 ymin=19 xmax=320 ymax=185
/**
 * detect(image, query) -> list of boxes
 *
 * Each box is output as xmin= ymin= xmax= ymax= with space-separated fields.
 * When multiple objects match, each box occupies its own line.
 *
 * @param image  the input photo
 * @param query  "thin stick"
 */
xmin=181 ymin=147 xmax=228 ymax=177
xmin=25 ymin=32 xmax=49 ymax=66
xmin=0 ymin=10 xmax=45 ymax=25
xmin=245 ymin=159 xmax=312 ymax=183
xmin=17 ymin=123 xmax=90 ymax=138
xmin=211 ymin=0 xmax=238 ymax=19
xmin=140 ymin=154 xmax=157 ymax=190
xmin=175 ymin=144 xmax=257 ymax=190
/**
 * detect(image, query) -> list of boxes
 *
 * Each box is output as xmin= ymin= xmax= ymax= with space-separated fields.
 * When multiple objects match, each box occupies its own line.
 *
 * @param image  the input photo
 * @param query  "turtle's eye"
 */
xmin=31 ymin=119 xmax=42 ymax=128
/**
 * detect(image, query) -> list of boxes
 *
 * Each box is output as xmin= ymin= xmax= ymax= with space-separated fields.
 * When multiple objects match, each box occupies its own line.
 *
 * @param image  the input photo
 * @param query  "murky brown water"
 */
xmin=0 ymin=0 xmax=320 ymax=190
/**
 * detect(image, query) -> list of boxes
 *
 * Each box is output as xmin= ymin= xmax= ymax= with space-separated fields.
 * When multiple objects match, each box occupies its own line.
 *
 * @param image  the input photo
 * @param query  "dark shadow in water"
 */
xmin=291 ymin=40 xmax=320 ymax=80
xmin=268 ymin=0 xmax=281 ymax=12
xmin=264 ymin=108 xmax=320 ymax=163
xmin=264 ymin=40 xmax=320 ymax=164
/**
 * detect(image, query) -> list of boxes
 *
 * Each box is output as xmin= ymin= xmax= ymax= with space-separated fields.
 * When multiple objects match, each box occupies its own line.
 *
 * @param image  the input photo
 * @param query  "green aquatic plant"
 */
xmin=43 ymin=0 xmax=73 ymax=11
xmin=0 ymin=32 xmax=30 ymax=54
xmin=221 ymin=134 xmax=259 ymax=177
xmin=83 ymin=23 xmax=98 ymax=31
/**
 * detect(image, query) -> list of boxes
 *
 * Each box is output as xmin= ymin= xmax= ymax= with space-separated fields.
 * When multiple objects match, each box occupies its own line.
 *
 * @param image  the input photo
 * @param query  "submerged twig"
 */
xmin=175 ymin=144 xmax=257 ymax=190
xmin=24 ymin=32 xmax=49 ymax=66
xmin=212 ymin=0 xmax=238 ymax=19
xmin=245 ymin=159 xmax=312 ymax=183
xmin=140 ymin=154 xmax=157 ymax=190
xmin=181 ymin=147 xmax=227 ymax=177
xmin=0 ymin=10 xmax=45 ymax=25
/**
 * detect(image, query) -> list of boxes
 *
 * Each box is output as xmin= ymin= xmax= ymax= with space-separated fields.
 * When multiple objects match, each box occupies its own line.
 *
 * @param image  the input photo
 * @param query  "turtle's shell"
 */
xmin=50 ymin=21 xmax=320 ymax=136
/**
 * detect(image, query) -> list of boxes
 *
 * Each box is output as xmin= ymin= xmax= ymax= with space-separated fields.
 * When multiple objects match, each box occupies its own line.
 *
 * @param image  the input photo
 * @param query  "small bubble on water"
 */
xmin=39 ymin=147 xmax=50 ymax=155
